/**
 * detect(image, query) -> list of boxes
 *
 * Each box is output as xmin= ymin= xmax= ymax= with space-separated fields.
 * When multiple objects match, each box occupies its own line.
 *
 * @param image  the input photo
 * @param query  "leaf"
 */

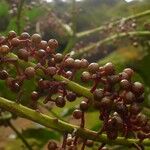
xmin=21 ymin=127 xmax=60 ymax=148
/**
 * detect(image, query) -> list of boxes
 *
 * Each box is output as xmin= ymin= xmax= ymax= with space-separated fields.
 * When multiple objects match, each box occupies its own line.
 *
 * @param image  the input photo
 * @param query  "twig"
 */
xmin=8 ymin=121 xmax=33 ymax=150
xmin=0 ymin=97 xmax=150 ymax=146
xmin=72 ymin=31 xmax=150 ymax=58
xmin=76 ymin=10 xmax=150 ymax=39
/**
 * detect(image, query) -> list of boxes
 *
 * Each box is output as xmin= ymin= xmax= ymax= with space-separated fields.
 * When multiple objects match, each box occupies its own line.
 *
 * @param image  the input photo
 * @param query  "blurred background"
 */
xmin=0 ymin=0 xmax=150 ymax=149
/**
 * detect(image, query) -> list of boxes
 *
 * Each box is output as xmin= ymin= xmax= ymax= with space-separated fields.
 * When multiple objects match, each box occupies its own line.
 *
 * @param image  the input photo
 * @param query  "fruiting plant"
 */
xmin=0 ymin=29 xmax=150 ymax=150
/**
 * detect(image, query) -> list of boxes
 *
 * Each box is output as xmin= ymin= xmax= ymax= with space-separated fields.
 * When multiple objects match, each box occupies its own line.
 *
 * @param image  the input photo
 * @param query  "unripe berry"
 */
xmin=88 ymin=63 xmax=99 ymax=73
xmin=73 ymin=109 xmax=82 ymax=119
xmin=48 ymin=39 xmax=58 ymax=49
xmin=66 ymin=92 xmax=77 ymax=102
xmin=55 ymin=96 xmax=66 ymax=108
xmin=0 ymin=70 xmax=9 ymax=80
xmin=18 ymin=49 xmax=29 ymax=61
xmin=24 ymin=67 xmax=35 ymax=79
xmin=31 ymin=33 xmax=41 ymax=44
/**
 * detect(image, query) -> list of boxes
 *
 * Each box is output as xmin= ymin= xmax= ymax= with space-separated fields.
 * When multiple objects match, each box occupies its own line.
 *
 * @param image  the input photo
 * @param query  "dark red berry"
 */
xmin=8 ymin=30 xmax=17 ymax=39
xmin=80 ymin=59 xmax=89 ymax=68
xmin=124 ymin=91 xmax=135 ymax=104
xmin=64 ymin=58 xmax=75 ymax=68
xmin=37 ymin=49 xmax=46 ymax=58
xmin=104 ymin=62 xmax=115 ymax=75
xmin=0 ymin=45 xmax=10 ymax=54
xmin=80 ymin=101 xmax=88 ymax=111
xmin=66 ymin=92 xmax=77 ymax=102
xmin=93 ymin=89 xmax=104 ymax=101
xmin=48 ymin=58 xmax=55 ymax=67
xmin=86 ymin=140 xmax=94 ymax=147
xmin=132 ymin=82 xmax=144 ymax=95
xmin=48 ymin=39 xmax=58 ymax=49
xmin=81 ymin=71 xmax=91 ymax=81
xmin=54 ymin=53 xmax=63 ymax=63
xmin=18 ymin=49 xmax=29 ymax=61
xmin=0 ymin=70 xmax=9 ymax=80
xmin=120 ymin=79 xmax=131 ymax=90
xmin=39 ymin=40 xmax=47 ymax=49
xmin=65 ymin=71 xmax=73 ymax=79
xmin=123 ymin=68 xmax=134 ymax=78
xmin=73 ymin=109 xmax=82 ymax=119
xmin=136 ymin=95 xmax=144 ymax=103
xmin=24 ymin=67 xmax=35 ymax=79
xmin=74 ymin=59 xmax=81 ymax=69
xmin=31 ymin=91 xmax=39 ymax=101
xmin=20 ymin=32 xmax=30 ymax=39
xmin=47 ymin=141 xmax=57 ymax=150
xmin=11 ymin=82 xmax=20 ymax=92
xmin=31 ymin=33 xmax=42 ymax=44
xmin=88 ymin=63 xmax=99 ymax=73
xmin=100 ymin=97 xmax=112 ymax=109
xmin=55 ymin=96 xmax=66 ymax=108
xmin=11 ymin=38 xmax=20 ymax=46
xmin=46 ymin=67 xmax=57 ymax=76
xmin=66 ymin=137 xmax=73 ymax=146
xmin=130 ymin=103 xmax=141 ymax=115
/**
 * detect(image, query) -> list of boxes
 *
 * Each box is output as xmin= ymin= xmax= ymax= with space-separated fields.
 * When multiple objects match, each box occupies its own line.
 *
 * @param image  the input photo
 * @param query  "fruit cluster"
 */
xmin=0 ymin=31 xmax=149 ymax=150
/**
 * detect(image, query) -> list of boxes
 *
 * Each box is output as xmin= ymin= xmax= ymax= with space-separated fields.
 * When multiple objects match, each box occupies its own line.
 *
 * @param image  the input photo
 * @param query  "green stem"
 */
xmin=16 ymin=0 xmax=25 ymax=34
xmin=0 ymin=96 xmax=150 ymax=146
xmin=76 ymin=10 xmax=150 ymax=39
xmin=72 ymin=31 xmax=150 ymax=58
xmin=63 ymin=0 xmax=77 ymax=55
xmin=8 ymin=121 xmax=32 ymax=150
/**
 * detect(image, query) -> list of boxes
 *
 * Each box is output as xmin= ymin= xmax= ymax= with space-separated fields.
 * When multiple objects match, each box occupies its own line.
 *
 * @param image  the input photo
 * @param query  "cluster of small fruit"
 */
xmin=87 ymin=62 xmax=149 ymax=142
xmin=102 ymin=19 xmax=139 ymax=47
xmin=0 ymin=31 xmax=149 ymax=150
